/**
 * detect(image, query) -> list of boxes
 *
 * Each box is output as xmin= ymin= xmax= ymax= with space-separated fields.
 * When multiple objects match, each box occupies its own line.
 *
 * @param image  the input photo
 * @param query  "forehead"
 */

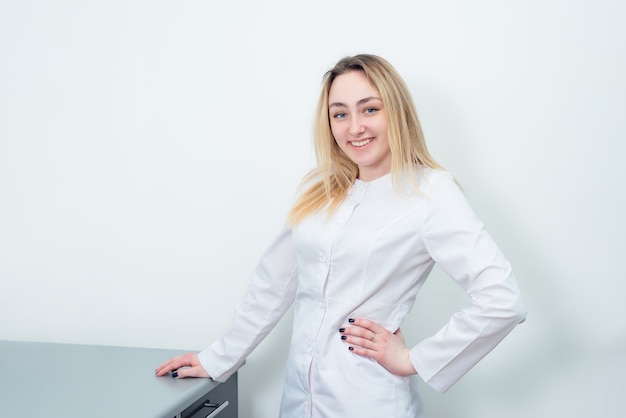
xmin=328 ymin=70 xmax=380 ymax=103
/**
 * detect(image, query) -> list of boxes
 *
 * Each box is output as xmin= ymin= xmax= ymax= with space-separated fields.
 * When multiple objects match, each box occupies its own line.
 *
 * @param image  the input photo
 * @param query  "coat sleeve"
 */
xmin=197 ymin=227 xmax=298 ymax=382
xmin=409 ymin=171 xmax=526 ymax=393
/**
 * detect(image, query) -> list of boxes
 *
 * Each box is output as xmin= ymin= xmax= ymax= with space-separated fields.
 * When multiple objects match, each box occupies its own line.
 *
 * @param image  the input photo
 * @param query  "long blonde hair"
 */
xmin=288 ymin=54 xmax=442 ymax=225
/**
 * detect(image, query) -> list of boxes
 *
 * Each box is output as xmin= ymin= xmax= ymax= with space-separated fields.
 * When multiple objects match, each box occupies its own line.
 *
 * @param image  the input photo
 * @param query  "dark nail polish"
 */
xmin=172 ymin=371 xmax=179 ymax=378
xmin=348 ymin=318 xmax=355 ymax=323
xmin=339 ymin=328 xmax=345 ymax=333
xmin=341 ymin=335 xmax=347 ymax=340
xmin=349 ymin=346 xmax=354 ymax=351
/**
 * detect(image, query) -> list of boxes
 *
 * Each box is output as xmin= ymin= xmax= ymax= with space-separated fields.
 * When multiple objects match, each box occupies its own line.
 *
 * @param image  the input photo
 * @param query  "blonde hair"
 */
xmin=288 ymin=54 xmax=442 ymax=225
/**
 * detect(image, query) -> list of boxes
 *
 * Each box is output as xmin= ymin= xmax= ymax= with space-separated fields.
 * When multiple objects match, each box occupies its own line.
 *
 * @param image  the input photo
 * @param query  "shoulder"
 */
xmin=410 ymin=167 xmax=460 ymax=198
xmin=408 ymin=167 xmax=475 ymax=218
xmin=410 ymin=168 xmax=483 ymax=233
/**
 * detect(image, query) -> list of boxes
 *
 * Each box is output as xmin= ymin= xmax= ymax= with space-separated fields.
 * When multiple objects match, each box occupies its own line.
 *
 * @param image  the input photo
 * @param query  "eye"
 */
xmin=333 ymin=112 xmax=347 ymax=120
xmin=364 ymin=107 xmax=378 ymax=114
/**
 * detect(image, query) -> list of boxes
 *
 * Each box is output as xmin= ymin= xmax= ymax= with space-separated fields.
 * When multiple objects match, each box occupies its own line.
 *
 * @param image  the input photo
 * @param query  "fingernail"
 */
xmin=172 ymin=371 xmax=179 ymax=378
xmin=341 ymin=335 xmax=347 ymax=340
xmin=339 ymin=328 xmax=345 ymax=332
xmin=349 ymin=346 xmax=354 ymax=351
xmin=348 ymin=318 xmax=355 ymax=323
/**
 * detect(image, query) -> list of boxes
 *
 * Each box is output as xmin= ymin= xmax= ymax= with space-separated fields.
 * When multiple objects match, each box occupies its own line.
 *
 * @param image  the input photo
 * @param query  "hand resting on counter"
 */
xmin=155 ymin=352 xmax=211 ymax=379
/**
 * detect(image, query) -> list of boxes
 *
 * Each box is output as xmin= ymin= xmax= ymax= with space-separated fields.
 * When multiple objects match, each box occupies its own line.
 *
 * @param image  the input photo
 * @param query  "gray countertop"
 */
xmin=0 ymin=340 xmax=222 ymax=418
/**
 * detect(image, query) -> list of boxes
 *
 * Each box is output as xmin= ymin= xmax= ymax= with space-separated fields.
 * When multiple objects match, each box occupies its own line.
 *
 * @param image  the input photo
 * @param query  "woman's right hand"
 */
xmin=155 ymin=352 xmax=211 ymax=379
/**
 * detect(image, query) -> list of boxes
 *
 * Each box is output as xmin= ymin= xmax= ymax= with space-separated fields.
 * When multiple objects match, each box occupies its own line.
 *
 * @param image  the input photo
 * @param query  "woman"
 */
xmin=156 ymin=54 xmax=526 ymax=417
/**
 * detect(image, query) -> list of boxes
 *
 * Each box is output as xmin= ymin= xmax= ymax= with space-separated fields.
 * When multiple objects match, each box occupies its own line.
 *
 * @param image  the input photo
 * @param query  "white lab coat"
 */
xmin=198 ymin=168 xmax=526 ymax=418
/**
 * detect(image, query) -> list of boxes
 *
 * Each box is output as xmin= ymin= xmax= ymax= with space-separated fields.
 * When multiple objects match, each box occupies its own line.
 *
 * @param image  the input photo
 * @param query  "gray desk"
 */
xmin=0 ymin=340 xmax=238 ymax=418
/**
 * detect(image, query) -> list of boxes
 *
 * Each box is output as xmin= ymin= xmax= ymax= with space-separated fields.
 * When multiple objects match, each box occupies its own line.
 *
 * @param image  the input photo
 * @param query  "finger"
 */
xmin=155 ymin=357 xmax=184 ymax=376
xmin=349 ymin=318 xmax=388 ymax=335
xmin=155 ymin=353 xmax=196 ymax=376
xmin=340 ymin=333 xmax=378 ymax=350
xmin=347 ymin=345 xmax=378 ymax=360
xmin=172 ymin=365 xmax=210 ymax=379
xmin=341 ymin=323 xmax=380 ymax=342
xmin=340 ymin=328 xmax=372 ymax=343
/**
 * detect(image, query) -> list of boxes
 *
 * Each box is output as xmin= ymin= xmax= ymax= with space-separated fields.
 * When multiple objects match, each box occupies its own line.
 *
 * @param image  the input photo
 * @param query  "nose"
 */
xmin=349 ymin=115 xmax=365 ymax=136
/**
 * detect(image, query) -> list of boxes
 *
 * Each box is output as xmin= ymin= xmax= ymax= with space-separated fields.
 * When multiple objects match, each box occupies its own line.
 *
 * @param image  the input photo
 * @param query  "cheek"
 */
xmin=329 ymin=122 xmax=340 ymax=138
xmin=375 ymin=113 xmax=388 ymax=134
xmin=330 ymin=126 xmax=344 ymax=147
xmin=333 ymin=136 xmax=345 ymax=152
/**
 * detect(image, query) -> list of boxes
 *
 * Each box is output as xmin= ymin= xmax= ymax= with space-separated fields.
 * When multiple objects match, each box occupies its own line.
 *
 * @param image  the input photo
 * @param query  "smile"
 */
xmin=350 ymin=138 xmax=373 ymax=148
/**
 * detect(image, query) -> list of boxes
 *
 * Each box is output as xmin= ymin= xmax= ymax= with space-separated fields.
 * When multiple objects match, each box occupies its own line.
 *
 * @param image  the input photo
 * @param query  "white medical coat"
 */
xmin=198 ymin=168 xmax=526 ymax=417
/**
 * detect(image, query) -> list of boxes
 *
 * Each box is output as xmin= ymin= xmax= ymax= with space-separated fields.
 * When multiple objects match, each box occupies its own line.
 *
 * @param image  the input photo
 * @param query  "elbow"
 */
xmin=478 ymin=289 xmax=527 ymax=326
xmin=469 ymin=275 xmax=527 ymax=327
xmin=509 ymin=305 xmax=527 ymax=326
xmin=514 ymin=301 xmax=527 ymax=325
xmin=504 ymin=293 xmax=527 ymax=325
xmin=496 ymin=278 xmax=527 ymax=325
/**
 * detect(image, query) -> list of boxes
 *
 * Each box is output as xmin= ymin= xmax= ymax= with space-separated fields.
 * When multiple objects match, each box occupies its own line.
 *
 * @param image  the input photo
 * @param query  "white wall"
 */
xmin=1 ymin=1 xmax=624 ymax=417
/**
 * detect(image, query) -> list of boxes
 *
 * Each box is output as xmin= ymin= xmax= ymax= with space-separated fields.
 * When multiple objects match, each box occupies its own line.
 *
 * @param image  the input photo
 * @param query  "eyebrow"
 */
xmin=328 ymin=96 xmax=382 ymax=109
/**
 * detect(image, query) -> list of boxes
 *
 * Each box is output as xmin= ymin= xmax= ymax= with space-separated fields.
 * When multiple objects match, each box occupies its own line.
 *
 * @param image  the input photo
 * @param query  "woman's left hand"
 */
xmin=340 ymin=318 xmax=417 ymax=377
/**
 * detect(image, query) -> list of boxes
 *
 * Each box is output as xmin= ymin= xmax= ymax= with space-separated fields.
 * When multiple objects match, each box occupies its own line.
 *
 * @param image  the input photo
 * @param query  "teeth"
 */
xmin=351 ymin=139 xmax=372 ymax=147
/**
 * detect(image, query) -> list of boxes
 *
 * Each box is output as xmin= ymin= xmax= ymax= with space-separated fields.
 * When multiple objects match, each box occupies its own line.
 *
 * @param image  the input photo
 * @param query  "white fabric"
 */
xmin=198 ymin=168 xmax=526 ymax=417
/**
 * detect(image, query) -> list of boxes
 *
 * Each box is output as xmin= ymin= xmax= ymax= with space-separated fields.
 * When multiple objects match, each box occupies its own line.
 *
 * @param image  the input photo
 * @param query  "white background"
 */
xmin=1 ymin=1 xmax=625 ymax=417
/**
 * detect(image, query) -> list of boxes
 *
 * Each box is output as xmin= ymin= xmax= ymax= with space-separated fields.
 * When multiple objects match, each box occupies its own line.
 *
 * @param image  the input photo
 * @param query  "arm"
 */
xmin=339 ymin=172 xmax=525 ymax=392
xmin=156 ymin=228 xmax=298 ymax=381
xmin=410 ymin=172 xmax=526 ymax=393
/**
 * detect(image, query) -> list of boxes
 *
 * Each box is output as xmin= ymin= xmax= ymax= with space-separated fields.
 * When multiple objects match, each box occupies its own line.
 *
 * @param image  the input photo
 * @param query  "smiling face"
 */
xmin=328 ymin=70 xmax=391 ymax=182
